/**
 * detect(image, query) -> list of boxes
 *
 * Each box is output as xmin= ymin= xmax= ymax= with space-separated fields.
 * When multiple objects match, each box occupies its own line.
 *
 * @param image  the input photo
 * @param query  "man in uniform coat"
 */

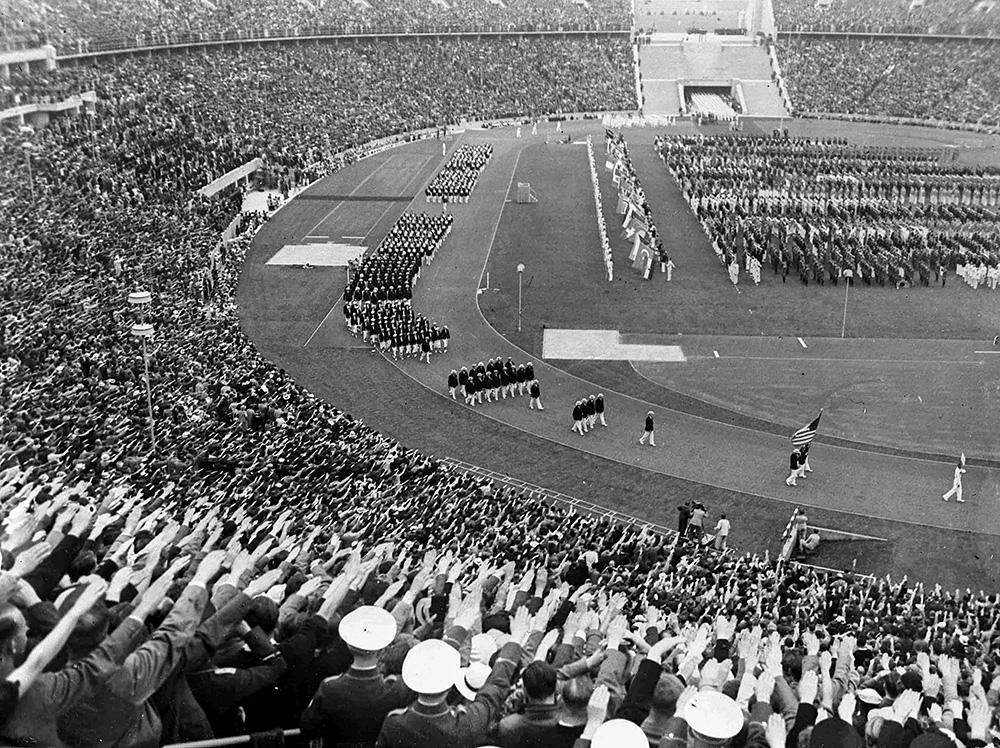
xmin=376 ymin=627 xmax=526 ymax=747
xmin=300 ymin=606 xmax=413 ymax=746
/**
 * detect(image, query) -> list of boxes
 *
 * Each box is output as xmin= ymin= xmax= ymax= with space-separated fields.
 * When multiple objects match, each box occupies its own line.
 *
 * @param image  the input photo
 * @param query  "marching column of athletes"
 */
xmin=446 ymin=367 xmax=971 ymax=502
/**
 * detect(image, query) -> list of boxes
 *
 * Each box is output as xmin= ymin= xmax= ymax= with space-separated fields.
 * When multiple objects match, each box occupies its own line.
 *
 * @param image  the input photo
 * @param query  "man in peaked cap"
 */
xmin=300 ymin=605 xmax=413 ymax=746
xmin=376 ymin=623 xmax=526 ymax=748
xmin=679 ymin=690 xmax=745 ymax=748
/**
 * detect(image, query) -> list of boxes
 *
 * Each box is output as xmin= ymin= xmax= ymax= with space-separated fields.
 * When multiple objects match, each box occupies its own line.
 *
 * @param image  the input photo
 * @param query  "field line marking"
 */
xmin=303 ymin=293 xmax=344 ymax=347
xmin=363 ymin=154 xmax=436 ymax=240
xmin=302 ymin=159 xmax=393 ymax=237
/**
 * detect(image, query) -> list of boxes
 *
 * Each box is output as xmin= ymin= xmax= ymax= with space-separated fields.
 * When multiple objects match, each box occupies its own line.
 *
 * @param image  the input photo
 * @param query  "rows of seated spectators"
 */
xmin=774 ymin=0 xmax=1000 ymax=36
xmin=2 ymin=0 xmax=631 ymax=52
xmin=778 ymin=37 xmax=1000 ymax=128
xmin=0 ymin=68 xmax=100 ymax=111
xmin=657 ymin=133 xmax=1000 ymax=288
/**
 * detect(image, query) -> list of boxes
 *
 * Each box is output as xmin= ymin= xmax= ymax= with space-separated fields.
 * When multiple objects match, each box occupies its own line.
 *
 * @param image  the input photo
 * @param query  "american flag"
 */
xmin=791 ymin=411 xmax=822 ymax=447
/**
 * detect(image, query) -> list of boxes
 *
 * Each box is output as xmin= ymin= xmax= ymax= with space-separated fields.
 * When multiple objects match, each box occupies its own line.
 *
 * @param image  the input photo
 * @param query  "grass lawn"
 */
xmin=480 ymin=126 xmax=1000 ymax=457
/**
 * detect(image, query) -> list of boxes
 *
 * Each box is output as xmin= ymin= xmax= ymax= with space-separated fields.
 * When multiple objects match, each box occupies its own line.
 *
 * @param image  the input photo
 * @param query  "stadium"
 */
xmin=2 ymin=0 xmax=1000 ymax=745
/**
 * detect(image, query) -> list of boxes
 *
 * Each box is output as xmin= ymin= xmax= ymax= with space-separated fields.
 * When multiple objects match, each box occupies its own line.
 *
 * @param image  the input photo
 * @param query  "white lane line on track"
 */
xmin=302 ymin=160 xmax=390 ymax=237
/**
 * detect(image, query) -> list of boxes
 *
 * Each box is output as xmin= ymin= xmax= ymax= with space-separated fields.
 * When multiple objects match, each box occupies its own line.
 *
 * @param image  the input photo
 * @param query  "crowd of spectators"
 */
xmin=774 ymin=0 xmax=1000 ymax=36
xmin=425 ymin=143 xmax=493 ymax=202
xmin=657 ymin=133 xmax=1000 ymax=288
xmin=5 ymin=22 xmax=1000 ymax=748
xmin=779 ymin=37 xmax=1000 ymax=128
xmin=5 ymin=470 xmax=1000 ymax=747
xmin=2 ymin=0 xmax=631 ymax=53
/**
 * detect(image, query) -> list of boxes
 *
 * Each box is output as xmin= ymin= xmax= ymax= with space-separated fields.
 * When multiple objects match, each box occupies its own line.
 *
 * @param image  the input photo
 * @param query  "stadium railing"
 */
xmin=441 ymin=456 xmax=676 ymax=538
xmin=798 ymin=110 xmax=1000 ymax=135
xmin=164 ymin=729 xmax=306 ymax=748
xmin=775 ymin=29 xmax=1000 ymax=41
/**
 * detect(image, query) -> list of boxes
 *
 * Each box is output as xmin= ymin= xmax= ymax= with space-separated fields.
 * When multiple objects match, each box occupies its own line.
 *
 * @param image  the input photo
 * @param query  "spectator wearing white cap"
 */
xmin=454 ymin=661 xmax=492 ymax=702
xmin=300 ymin=605 xmax=413 ymax=747
xmin=375 ymin=604 xmax=531 ymax=748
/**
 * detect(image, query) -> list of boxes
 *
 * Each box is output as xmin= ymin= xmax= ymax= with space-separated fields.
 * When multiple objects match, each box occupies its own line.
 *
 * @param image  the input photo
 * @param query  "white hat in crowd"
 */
xmin=454 ymin=662 xmax=492 ymax=701
xmin=683 ymin=691 xmax=744 ymax=741
xmin=339 ymin=605 xmax=397 ymax=651
xmin=402 ymin=639 xmax=461 ymax=694
xmin=592 ymin=719 xmax=648 ymax=747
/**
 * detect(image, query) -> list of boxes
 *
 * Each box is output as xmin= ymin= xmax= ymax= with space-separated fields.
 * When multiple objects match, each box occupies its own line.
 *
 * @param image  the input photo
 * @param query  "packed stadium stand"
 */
xmin=778 ymin=36 xmax=1000 ymax=127
xmin=3 ymin=1 xmax=1000 ymax=746
xmin=773 ymin=0 xmax=1000 ymax=35
xmin=1 ymin=0 xmax=631 ymax=51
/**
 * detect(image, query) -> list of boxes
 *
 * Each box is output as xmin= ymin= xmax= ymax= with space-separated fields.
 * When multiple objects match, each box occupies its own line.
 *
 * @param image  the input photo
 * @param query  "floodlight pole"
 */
xmin=128 ymin=291 xmax=157 ymax=453
xmin=517 ymin=263 xmax=525 ymax=333
xmin=22 ymin=143 xmax=34 ymax=203
xmin=840 ymin=276 xmax=850 ymax=339
xmin=140 ymin=335 xmax=157 ymax=451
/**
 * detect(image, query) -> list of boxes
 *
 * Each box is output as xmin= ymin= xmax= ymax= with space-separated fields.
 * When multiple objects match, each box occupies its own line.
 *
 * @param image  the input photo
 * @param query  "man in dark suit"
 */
xmin=496 ymin=662 xmax=560 ymax=748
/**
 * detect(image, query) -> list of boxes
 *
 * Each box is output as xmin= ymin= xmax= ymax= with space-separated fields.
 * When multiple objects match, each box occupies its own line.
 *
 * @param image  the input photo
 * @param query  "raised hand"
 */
xmin=9 ymin=542 xmax=52 ymax=578
xmin=245 ymin=568 xmax=285 ymax=598
xmin=765 ymin=712 xmax=786 ymax=748
xmin=755 ymin=668 xmax=776 ymax=703
xmin=801 ymin=630 xmax=820 ymax=656
xmin=891 ymin=690 xmax=921 ymax=724
xmin=968 ymin=693 xmax=990 ymax=741
xmin=700 ymin=658 xmax=733 ymax=691
xmin=297 ymin=575 xmax=329 ymax=599
xmin=70 ymin=576 xmax=109 ymax=614
xmin=798 ymin=670 xmax=819 ymax=705
xmin=606 ymin=614 xmax=628 ymax=650
xmin=837 ymin=691 xmax=856 ymax=723
xmin=3 ymin=513 xmax=38 ymax=551
xmin=535 ymin=628 xmax=560 ymax=661
xmin=675 ymin=685 xmax=697 ymax=718
xmin=509 ymin=606 xmax=531 ymax=646
xmin=736 ymin=671 xmax=756 ymax=707
xmin=715 ymin=614 xmax=736 ymax=641
xmin=192 ymin=549 xmax=228 ymax=586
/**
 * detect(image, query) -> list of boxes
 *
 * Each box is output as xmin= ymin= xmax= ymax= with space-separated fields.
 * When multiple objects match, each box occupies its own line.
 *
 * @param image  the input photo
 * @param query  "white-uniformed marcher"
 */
xmin=942 ymin=453 xmax=967 ymax=503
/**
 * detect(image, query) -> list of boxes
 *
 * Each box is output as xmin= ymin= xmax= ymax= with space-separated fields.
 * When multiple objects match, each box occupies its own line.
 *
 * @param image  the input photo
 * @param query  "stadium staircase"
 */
xmin=638 ymin=34 xmax=787 ymax=117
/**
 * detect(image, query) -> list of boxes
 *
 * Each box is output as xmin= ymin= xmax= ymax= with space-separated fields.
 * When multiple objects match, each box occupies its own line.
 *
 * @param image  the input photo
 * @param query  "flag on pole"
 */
xmin=791 ymin=411 xmax=823 ymax=447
